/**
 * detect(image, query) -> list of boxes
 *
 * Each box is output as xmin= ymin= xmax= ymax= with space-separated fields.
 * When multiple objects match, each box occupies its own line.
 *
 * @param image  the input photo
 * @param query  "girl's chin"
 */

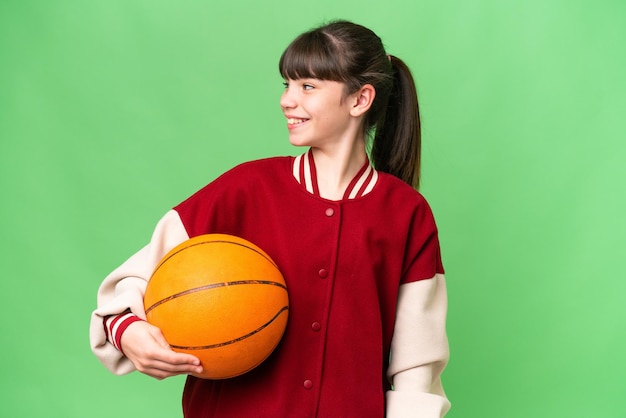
xmin=287 ymin=136 xmax=312 ymax=147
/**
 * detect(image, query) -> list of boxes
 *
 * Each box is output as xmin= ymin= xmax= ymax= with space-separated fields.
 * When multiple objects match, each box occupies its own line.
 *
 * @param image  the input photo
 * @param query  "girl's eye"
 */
xmin=282 ymin=80 xmax=314 ymax=90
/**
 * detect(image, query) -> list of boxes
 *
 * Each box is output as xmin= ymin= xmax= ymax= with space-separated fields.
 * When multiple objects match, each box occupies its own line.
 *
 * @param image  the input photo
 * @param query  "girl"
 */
xmin=90 ymin=20 xmax=450 ymax=417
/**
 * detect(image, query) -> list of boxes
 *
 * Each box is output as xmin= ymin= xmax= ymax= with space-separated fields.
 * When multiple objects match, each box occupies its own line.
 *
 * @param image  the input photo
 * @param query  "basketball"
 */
xmin=143 ymin=234 xmax=289 ymax=379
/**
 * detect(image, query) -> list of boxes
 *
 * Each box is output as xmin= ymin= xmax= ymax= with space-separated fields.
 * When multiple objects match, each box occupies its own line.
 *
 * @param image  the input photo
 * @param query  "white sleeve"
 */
xmin=386 ymin=273 xmax=451 ymax=417
xmin=89 ymin=210 xmax=190 ymax=375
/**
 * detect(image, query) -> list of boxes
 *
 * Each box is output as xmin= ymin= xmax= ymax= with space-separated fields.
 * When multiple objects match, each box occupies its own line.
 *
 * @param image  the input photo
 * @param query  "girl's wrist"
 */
xmin=104 ymin=311 xmax=144 ymax=354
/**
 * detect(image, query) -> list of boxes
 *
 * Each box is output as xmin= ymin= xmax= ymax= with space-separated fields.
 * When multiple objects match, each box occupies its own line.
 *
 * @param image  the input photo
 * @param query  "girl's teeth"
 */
xmin=288 ymin=118 xmax=305 ymax=124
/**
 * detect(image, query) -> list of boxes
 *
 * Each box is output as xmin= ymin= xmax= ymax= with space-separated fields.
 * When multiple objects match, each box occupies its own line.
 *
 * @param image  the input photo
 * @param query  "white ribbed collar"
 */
xmin=292 ymin=149 xmax=379 ymax=200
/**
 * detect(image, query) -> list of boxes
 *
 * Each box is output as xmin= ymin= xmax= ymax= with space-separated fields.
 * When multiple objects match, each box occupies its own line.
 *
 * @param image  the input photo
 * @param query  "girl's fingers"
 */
xmin=121 ymin=321 xmax=203 ymax=379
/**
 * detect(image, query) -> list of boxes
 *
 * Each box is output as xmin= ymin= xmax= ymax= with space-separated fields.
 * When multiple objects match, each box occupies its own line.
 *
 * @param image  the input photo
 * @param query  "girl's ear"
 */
xmin=350 ymin=84 xmax=376 ymax=117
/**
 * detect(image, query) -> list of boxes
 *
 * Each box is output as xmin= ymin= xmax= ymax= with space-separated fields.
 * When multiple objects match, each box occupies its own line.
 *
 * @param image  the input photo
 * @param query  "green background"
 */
xmin=1 ymin=0 xmax=624 ymax=417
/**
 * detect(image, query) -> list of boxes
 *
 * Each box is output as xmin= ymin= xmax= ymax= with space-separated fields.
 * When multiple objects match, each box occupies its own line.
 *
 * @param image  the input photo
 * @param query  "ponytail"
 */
xmin=370 ymin=55 xmax=421 ymax=190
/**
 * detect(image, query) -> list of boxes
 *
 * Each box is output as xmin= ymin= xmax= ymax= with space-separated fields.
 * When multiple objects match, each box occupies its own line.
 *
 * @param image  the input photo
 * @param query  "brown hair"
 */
xmin=279 ymin=20 xmax=422 ymax=189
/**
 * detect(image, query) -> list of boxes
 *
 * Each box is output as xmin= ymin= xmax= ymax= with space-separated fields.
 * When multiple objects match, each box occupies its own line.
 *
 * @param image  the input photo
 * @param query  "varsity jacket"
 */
xmin=90 ymin=151 xmax=450 ymax=417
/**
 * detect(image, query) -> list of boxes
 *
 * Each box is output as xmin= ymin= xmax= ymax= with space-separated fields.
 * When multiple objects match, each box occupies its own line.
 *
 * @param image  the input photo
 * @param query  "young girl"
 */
xmin=90 ymin=20 xmax=450 ymax=417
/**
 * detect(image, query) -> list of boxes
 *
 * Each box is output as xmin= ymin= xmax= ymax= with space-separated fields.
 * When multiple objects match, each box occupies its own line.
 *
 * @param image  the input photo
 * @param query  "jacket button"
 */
xmin=325 ymin=208 xmax=334 ymax=217
xmin=318 ymin=268 xmax=328 ymax=278
xmin=311 ymin=322 xmax=321 ymax=331
xmin=303 ymin=380 xmax=313 ymax=389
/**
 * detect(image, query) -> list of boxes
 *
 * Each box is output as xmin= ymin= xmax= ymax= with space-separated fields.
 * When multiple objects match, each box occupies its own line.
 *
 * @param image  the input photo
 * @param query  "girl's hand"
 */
xmin=120 ymin=320 xmax=203 ymax=380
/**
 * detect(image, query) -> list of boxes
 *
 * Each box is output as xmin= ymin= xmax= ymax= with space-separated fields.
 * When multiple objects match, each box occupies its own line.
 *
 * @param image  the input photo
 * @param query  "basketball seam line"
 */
xmin=144 ymin=280 xmax=288 ymax=314
xmin=152 ymin=240 xmax=279 ymax=275
xmin=169 ymin=306 xmax=289 ymax=350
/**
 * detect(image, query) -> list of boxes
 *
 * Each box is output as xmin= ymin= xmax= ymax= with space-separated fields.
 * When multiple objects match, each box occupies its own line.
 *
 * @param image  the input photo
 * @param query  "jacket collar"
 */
xmin=292 ymin=149 xmax=378 ymax=200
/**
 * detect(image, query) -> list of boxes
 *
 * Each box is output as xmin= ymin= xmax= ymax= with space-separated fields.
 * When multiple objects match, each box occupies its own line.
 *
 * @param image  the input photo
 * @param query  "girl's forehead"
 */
xmin=283 ymin=77 xmax=322 ymax=82
xmin=279 ymin=45 xmax=347 ymax=82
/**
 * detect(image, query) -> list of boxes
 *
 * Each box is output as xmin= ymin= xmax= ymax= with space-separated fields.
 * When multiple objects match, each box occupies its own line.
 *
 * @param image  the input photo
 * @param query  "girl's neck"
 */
xmin=310 ymin=140 xmax=368 ymax=201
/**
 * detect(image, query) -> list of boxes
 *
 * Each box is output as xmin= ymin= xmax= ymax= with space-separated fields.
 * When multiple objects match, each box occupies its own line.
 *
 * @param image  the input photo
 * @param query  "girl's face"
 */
xmin=280 ymin=78 xmax=360 ymax=149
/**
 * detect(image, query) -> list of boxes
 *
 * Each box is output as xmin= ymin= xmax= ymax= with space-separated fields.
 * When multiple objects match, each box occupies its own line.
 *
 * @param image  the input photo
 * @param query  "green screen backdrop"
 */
xmin=1 ymin=1 xmax=624 ymax=417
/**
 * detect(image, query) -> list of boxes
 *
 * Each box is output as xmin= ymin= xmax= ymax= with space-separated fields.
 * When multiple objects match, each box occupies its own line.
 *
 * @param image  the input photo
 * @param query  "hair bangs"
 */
xmin=279 ymin=31 xmax=347 ymax=82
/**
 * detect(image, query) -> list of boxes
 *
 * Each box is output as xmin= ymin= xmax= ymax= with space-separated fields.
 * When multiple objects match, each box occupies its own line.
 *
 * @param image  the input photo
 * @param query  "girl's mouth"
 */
xmin=287 ymin=118 xmax=309 ymax=129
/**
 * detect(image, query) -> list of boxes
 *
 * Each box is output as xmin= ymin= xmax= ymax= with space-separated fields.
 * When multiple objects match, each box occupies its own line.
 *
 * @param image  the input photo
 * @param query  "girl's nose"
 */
xmin=280 ymin=88 xmax=296 ymax=110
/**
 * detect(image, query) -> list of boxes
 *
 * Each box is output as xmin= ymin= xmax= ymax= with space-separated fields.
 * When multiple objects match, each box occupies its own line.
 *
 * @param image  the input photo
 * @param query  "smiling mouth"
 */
xmin=287 ymin=118 xmax=308 ymax=125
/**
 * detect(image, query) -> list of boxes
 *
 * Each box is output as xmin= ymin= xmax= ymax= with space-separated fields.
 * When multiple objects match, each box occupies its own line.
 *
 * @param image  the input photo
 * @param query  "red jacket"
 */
xmin=175 ymin=156 xmax=443 ymax=417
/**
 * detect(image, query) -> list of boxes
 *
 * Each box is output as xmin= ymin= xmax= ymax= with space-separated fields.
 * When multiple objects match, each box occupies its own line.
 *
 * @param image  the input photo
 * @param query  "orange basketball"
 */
xmin=143 ymin=234 xmax=289 ymax=379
